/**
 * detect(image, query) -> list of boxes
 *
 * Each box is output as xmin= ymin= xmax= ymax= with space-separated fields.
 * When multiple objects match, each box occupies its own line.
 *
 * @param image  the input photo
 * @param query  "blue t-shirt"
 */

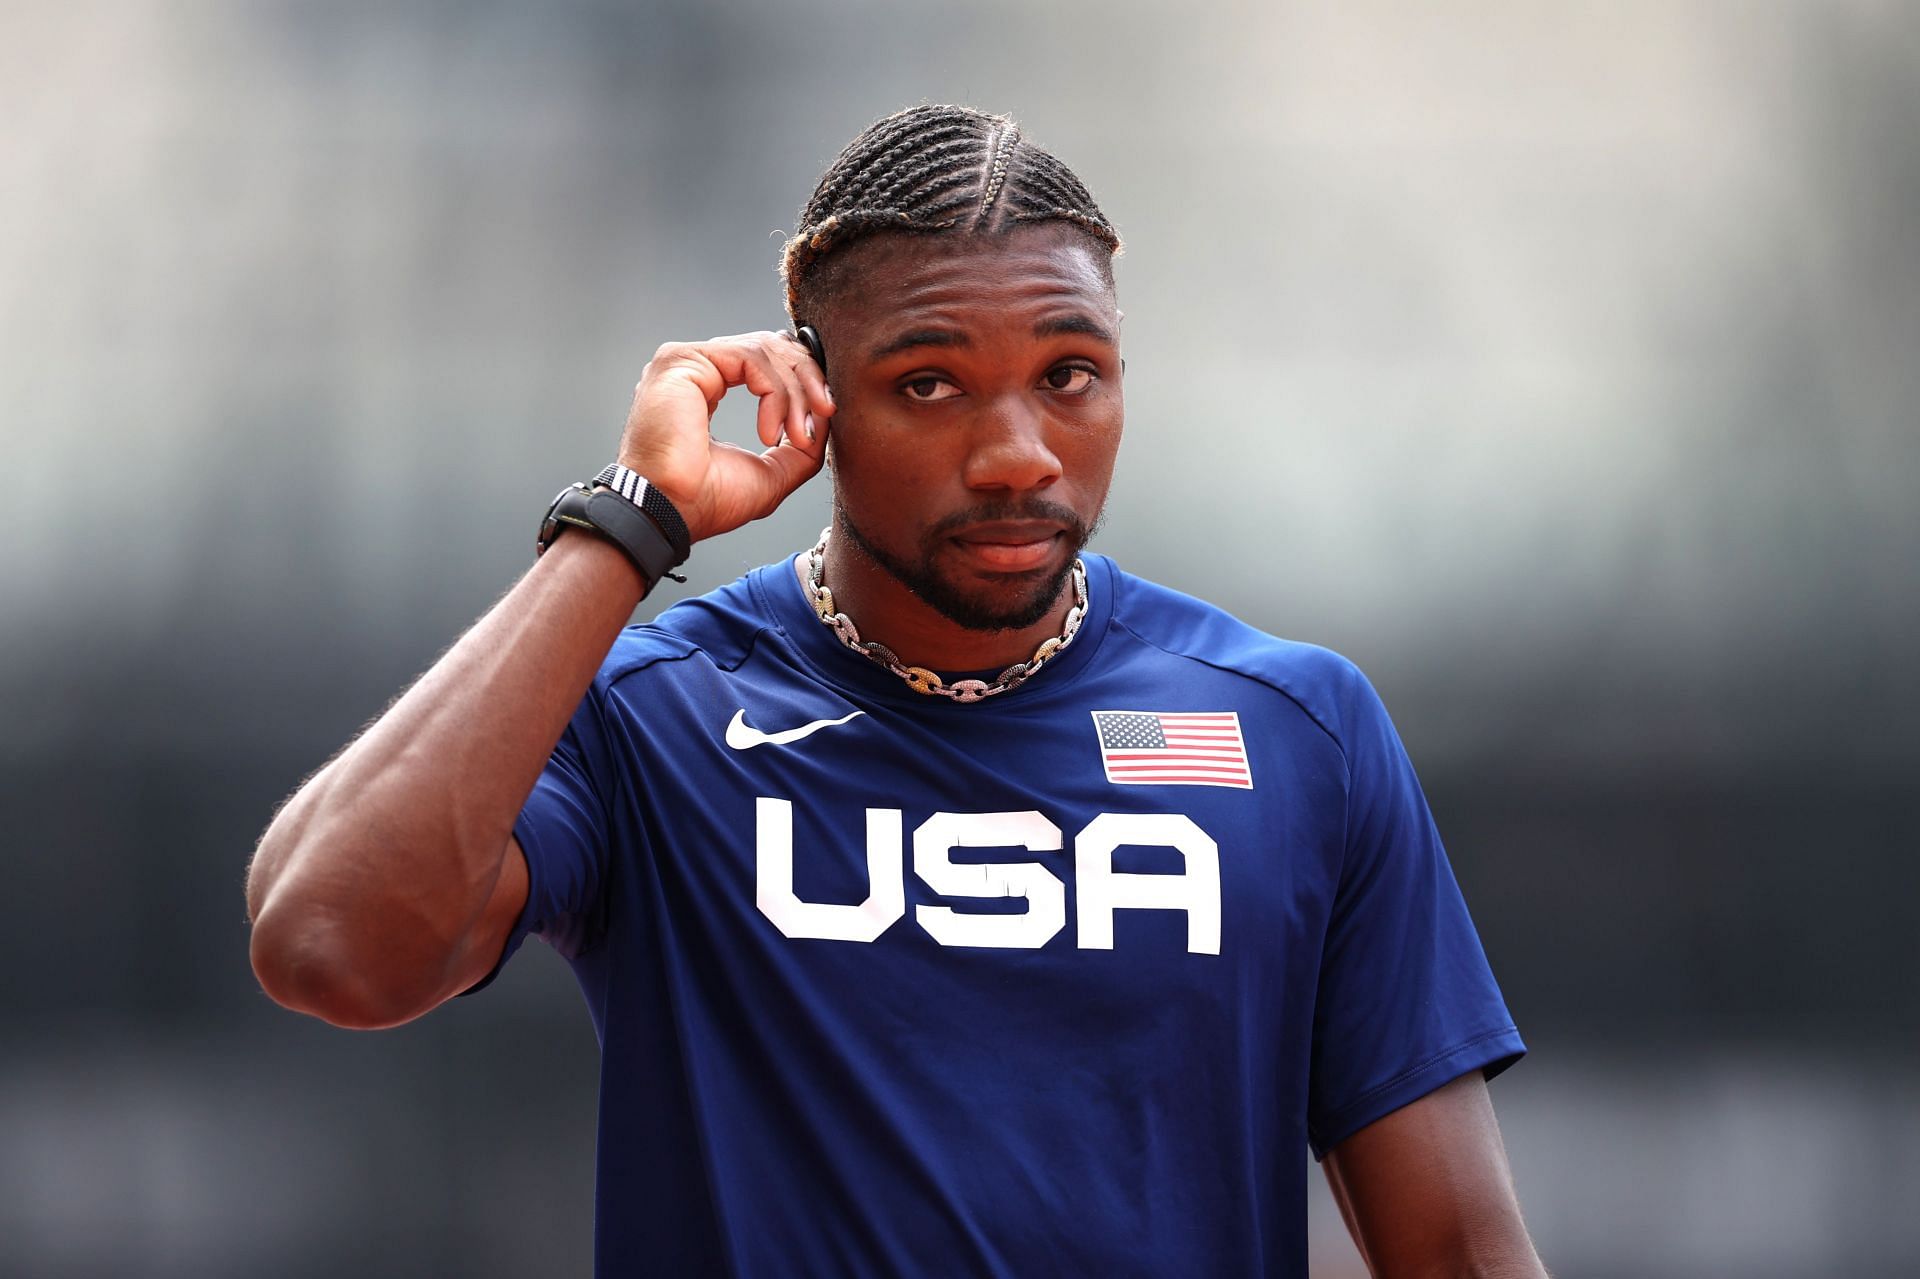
xmin=481 ymin=553 xmax=1523 ymax=1277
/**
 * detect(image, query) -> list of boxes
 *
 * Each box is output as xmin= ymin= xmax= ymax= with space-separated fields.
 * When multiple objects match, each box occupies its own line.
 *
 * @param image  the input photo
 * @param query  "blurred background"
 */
xmin=2 ymin=0 xmax=1916 ymax=1275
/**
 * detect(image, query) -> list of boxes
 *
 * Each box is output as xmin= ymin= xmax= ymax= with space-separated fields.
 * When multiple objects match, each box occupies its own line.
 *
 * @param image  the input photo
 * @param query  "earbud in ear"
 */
xmin=796 ymin=325 xmax=828 ymax=378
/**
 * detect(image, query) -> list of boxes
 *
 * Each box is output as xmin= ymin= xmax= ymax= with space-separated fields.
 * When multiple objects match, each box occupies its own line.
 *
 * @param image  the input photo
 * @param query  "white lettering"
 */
xmin=1075 ymin=813 xmax=1222 ymax=954
xmin=913 ymin=811 xmax=1066 ymax=949
xmin=752 ymin=802 xmax=1223 ymax=952
xmin=755 ymin=798 xmax=905 ymax=942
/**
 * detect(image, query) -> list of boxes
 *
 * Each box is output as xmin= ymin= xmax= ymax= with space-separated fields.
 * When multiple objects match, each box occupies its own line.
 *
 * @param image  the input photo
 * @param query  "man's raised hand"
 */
xmin=617 ymin=331 xmax=835 ymax=544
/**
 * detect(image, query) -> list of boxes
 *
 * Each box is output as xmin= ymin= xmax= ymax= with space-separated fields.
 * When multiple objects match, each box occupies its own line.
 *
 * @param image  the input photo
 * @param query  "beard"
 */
xmin=835 ymin=495 xmax=1101 ymax=633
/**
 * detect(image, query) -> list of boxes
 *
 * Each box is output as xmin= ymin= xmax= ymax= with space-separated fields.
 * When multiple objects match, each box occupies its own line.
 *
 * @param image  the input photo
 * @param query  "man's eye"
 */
xmin=1043 ymin=365 xmax=1097 ymax=393
xmin=902 ymin=376 xmax=961 ymax=402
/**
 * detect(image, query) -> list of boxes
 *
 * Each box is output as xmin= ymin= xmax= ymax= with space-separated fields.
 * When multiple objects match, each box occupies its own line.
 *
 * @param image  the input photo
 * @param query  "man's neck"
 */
xmin=802 ymin=533 xmax=1075 ymax=675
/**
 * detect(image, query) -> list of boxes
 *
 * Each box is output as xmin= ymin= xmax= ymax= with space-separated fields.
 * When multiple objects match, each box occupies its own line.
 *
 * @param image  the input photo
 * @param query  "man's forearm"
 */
xmin=1323 ymin=1073 xmax=1548 ymax=1279
xmin=245 ymin=532 xmax=646 ymax=1026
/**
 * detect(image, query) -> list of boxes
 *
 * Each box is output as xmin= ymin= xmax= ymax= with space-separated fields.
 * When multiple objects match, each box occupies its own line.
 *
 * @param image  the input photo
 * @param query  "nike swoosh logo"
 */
xmin=725 ymin=708 xmax=866 ymax=750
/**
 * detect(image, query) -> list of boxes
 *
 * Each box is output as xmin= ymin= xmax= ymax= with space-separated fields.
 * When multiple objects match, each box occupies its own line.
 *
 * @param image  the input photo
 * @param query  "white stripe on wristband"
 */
xmin=592 ymin=463 xmax=691 ymax=558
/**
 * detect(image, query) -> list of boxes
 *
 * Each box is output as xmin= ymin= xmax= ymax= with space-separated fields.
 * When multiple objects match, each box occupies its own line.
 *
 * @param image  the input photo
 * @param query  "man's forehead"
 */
xmin=838 ymin=224 xmax=1108 ymax=282
xmin=822 ymin=226 xmax=1117 ymax=341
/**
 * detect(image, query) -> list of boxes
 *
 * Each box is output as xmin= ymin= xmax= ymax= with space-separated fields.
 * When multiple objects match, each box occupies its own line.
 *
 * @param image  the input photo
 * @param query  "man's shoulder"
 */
xmin=1099 ymin=557 xmax=1386 ymax=747
xmin=593 ymin=561 xmax=783 ymax=689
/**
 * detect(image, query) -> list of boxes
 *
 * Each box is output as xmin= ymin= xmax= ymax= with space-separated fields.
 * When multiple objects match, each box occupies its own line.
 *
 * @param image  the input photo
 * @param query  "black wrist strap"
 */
xmin=593 ymin=463 xmax=692 ymax=560
xmin=538 ymin=484 xmax=688 ymax=587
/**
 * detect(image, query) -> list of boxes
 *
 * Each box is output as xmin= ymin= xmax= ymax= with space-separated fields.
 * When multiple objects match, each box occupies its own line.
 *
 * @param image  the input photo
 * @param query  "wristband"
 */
xmin=593 ymin=463 xmax=692 ymax=562
xmin=537 ymin=481 xmax=689 ymax=589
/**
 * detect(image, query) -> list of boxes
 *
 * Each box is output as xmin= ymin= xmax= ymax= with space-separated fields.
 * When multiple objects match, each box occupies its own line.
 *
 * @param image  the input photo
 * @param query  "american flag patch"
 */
xmin=1092 ymin=711 xmax=1253 ymax=788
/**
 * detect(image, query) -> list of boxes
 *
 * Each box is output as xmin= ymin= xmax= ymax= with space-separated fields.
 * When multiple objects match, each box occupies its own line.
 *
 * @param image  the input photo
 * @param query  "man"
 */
xmin=247 ymin=104 xmax=1546 ymax=1277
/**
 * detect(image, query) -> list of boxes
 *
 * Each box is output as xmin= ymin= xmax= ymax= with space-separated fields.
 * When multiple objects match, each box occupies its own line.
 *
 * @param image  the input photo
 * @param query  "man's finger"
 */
xmin=735 ymin=349 xmax=790 ymax=448
xmin=751 ymin=434 xmax=829 ymax=502
xmin=773 ymin=351 xmax=810 ymax=446
xmin=755 ymin=340 xmax=813 ymax=447
xmin=787 ymin=333 xmax=836 ymax=420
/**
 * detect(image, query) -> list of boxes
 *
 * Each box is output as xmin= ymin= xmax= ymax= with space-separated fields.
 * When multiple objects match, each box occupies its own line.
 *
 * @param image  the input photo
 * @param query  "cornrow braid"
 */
xmin=976 ymin=117 xmax=1019 ymax=220
xmin=782 ymin=104 xmax=1121 ymax=327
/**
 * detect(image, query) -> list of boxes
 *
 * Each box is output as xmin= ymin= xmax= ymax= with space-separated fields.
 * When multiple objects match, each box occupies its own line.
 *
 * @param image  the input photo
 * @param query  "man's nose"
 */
xmin=962 ymin=395 xmax=1063 ymax=492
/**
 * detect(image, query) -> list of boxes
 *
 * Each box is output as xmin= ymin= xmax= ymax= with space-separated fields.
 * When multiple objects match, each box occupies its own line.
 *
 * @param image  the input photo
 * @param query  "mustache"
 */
xmin=925 ymin=499 xmax=1090 ymax=542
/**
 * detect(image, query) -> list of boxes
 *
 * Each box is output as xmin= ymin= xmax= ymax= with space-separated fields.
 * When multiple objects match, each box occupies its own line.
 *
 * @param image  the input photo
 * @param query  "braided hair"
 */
xmin=782 ymin=104 xmax=1121 ymax=328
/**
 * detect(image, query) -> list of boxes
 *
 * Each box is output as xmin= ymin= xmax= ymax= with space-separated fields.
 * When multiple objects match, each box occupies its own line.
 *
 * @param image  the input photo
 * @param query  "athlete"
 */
xmin=246 ymin=104 xmax=1547 ymax=1277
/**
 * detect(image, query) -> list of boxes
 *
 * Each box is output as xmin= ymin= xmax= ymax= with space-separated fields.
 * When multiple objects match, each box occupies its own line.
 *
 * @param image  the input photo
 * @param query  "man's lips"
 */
xmin=949 ymin=522 xmax=1067 ymax=572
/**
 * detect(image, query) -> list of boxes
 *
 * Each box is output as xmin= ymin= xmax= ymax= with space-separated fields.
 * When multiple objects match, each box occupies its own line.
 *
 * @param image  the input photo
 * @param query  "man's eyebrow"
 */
xmin=868 ymin=328 xmax=970 ymax=361
xmin=1033 ymin=313 xmax=1116 ymax=344
xmin=866 ymin=314 xmax=1116 ymax=362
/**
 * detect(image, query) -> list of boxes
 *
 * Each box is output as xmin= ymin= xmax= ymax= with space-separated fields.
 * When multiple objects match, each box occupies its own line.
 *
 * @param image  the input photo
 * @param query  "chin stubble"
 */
xmin=833 ymin=497 xmax=1100 ymax=634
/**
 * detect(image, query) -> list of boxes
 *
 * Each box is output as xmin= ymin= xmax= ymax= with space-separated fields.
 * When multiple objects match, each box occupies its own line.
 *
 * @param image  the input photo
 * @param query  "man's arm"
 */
xmin=245 ymin=333 xmax=832 ymax=1029
xmin=245 ymin=532 xmax=650 ymax=1028
xmin=1322 ymin=1071 xmax=1547 ymax=1279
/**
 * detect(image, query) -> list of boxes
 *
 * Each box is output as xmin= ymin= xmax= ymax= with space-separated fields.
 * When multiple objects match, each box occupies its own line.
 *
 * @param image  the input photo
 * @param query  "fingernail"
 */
xmin=804 ymin=413 xmax=816 ymax=441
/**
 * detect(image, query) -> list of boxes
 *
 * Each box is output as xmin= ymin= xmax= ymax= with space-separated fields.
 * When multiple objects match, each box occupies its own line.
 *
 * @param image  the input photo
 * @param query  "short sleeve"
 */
xmin=1305 ymin=669 xmax=1525 ymax=1157
xmin=460 ymin=688 xmax=617 ymax=993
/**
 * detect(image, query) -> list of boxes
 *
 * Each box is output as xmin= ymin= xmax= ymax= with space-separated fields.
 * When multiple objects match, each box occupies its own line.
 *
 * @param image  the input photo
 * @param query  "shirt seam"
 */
xmin=1105 ymin=613 xmax=1353 ymax=779
xmin=1106 ymin=608 xmax=1360 ymax=880
xmin=596 ymin=624 xmax=777 ymax=696
xmin=559 ymin=631 xmax=776 ymax=962
xmin=1312 ymin=1024 xmax=1520 ymax=1148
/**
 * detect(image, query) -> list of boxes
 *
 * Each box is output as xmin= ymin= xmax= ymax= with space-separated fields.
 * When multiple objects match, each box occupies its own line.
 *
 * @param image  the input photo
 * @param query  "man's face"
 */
xmin=813 ymin=222 xmax=1124 ymax=632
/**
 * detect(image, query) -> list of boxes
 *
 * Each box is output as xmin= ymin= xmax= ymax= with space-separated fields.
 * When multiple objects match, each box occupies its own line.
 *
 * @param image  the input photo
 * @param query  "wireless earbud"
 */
xmin=795 ymin=325 xmax=828 ymax=378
